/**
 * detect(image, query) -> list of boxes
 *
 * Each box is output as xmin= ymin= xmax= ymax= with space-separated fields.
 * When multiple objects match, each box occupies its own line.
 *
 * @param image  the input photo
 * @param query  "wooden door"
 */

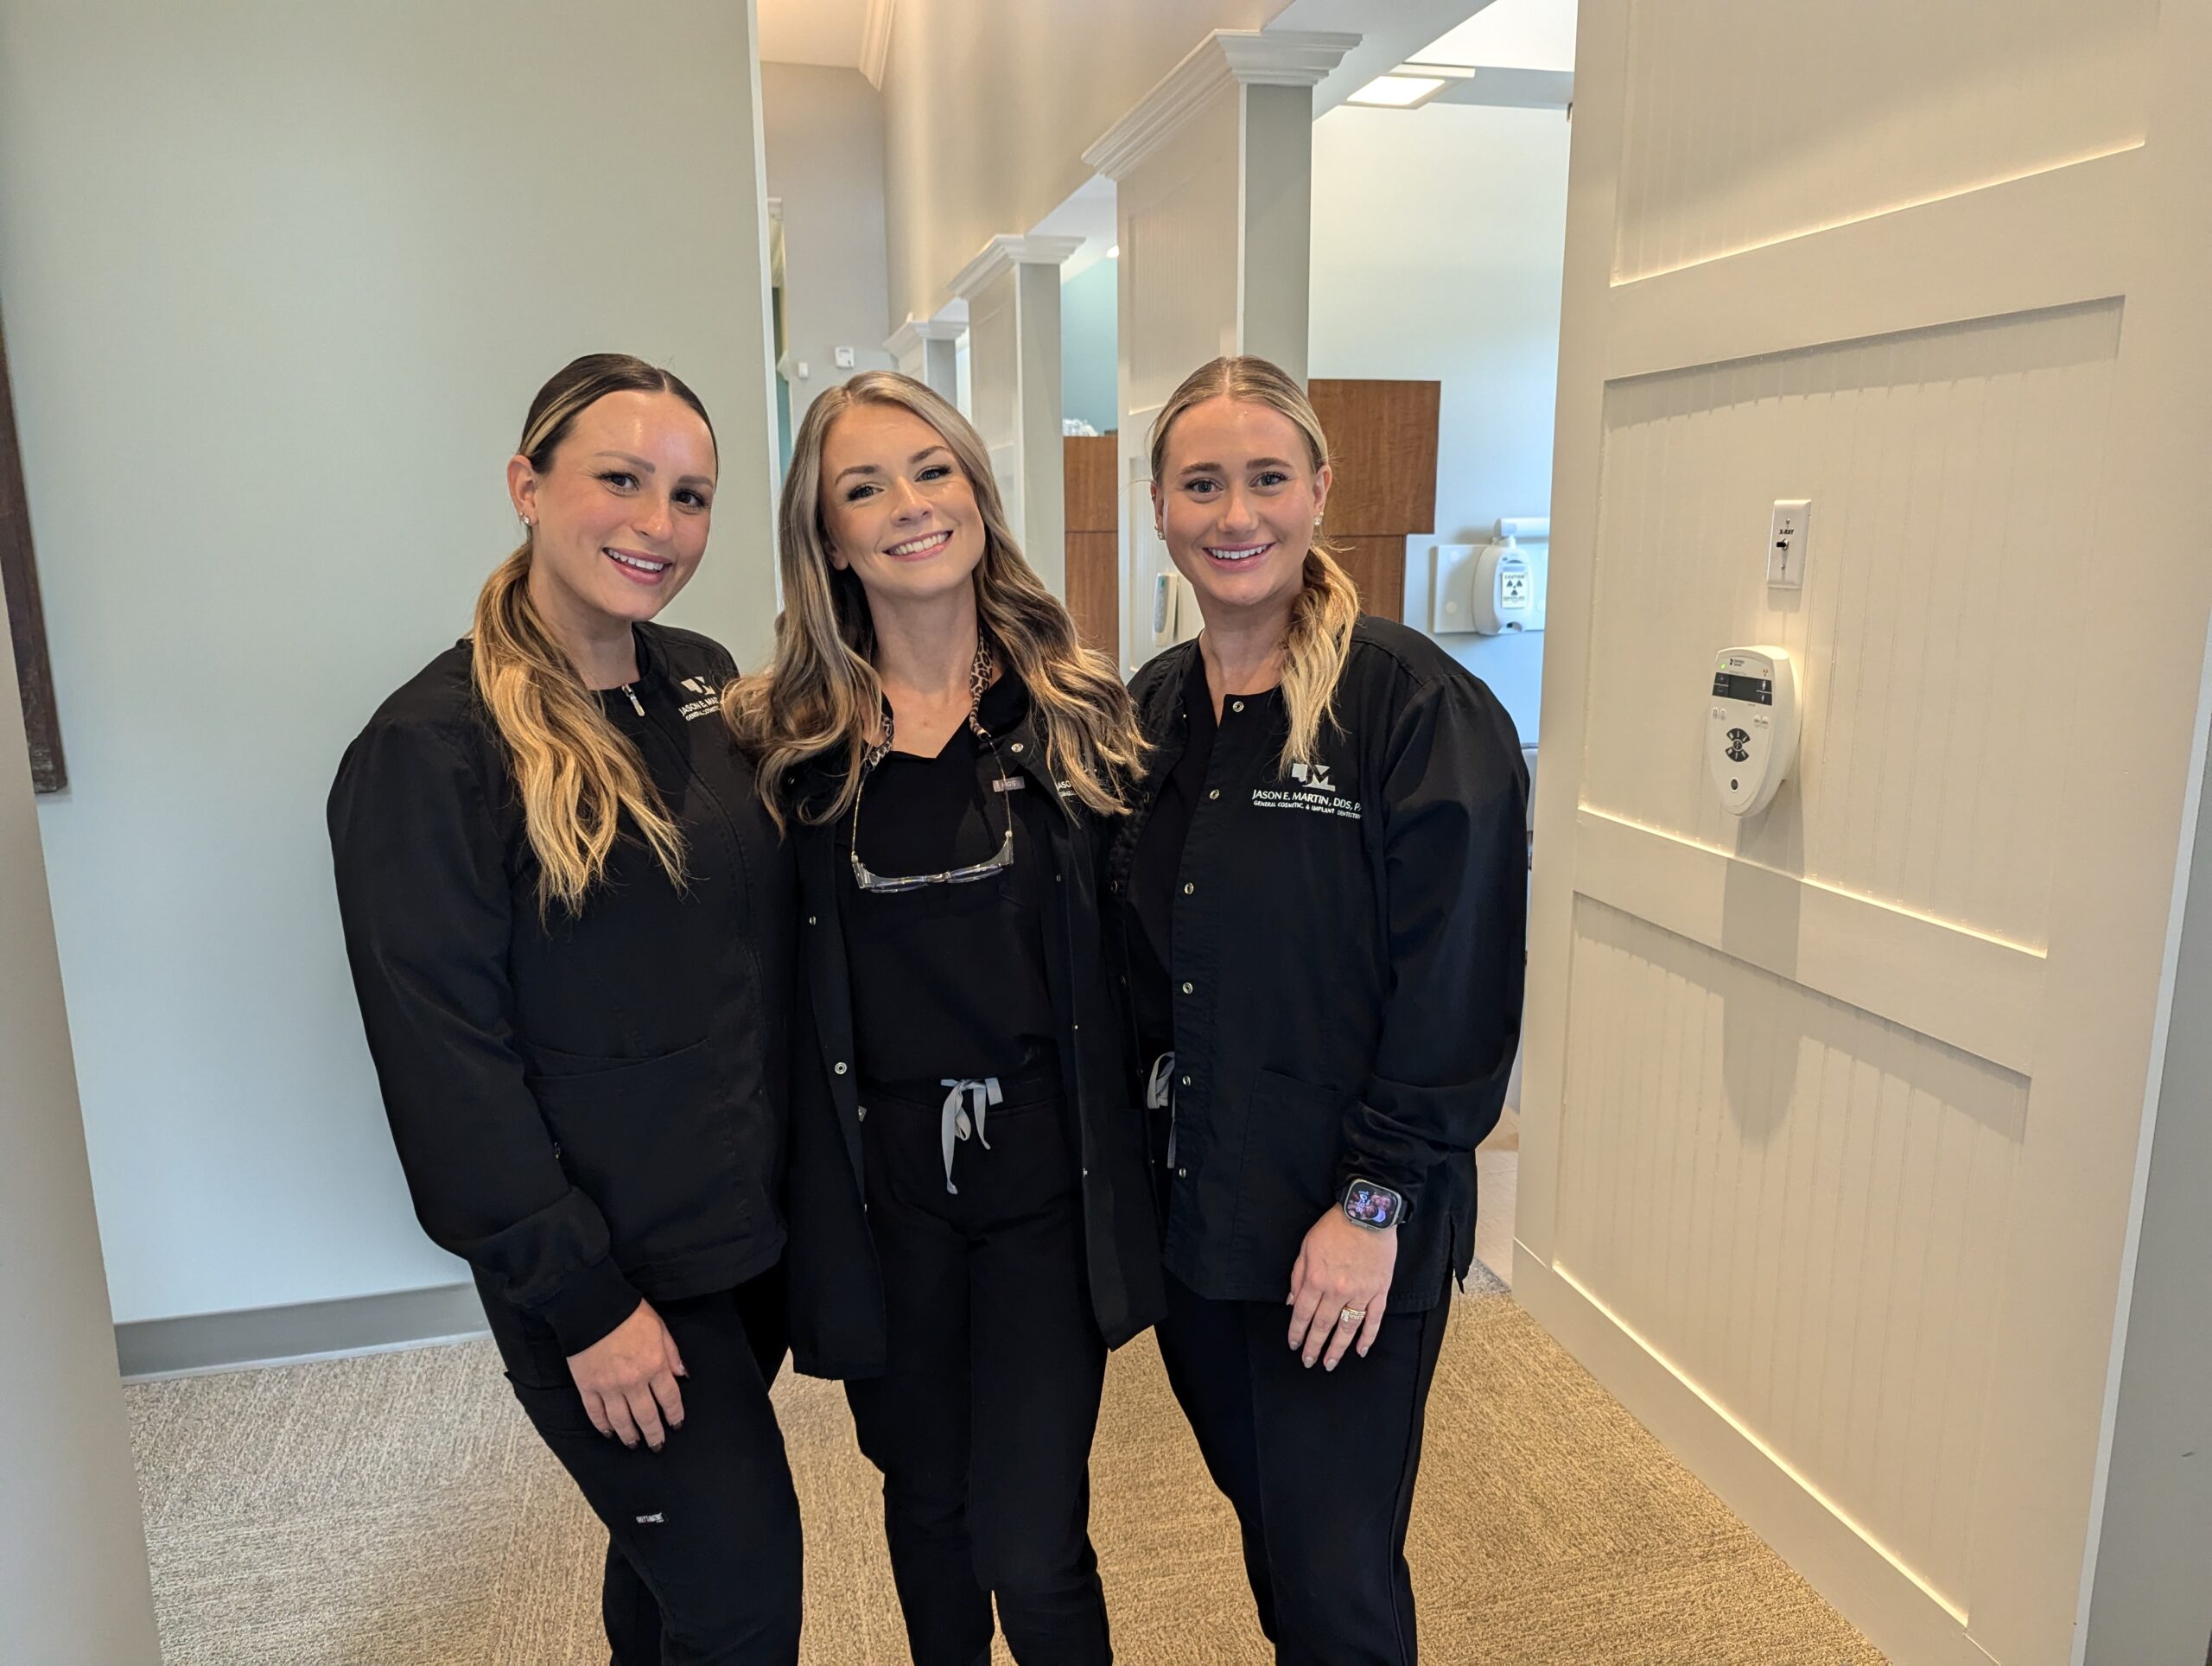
xmin=1306 ymin=378 xmax=1440 ymax=622
xmin=1516 ymin=4 xmax=2212 ymax=1661
xmin=1063 ymin=435 xmax=1118 ymax=655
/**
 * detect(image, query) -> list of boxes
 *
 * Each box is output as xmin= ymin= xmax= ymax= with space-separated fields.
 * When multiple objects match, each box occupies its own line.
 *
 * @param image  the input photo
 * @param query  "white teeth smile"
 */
xmin=1206 ymin=543 xmax=1272 ymax=563
xmin=888 ymin=531 xmax=951 ymax=557
xmin=607 ymin=550 xmax=671 ymax=573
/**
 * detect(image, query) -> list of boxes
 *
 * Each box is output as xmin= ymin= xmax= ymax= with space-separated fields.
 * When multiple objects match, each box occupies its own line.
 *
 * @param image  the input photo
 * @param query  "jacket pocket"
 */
xmin=1236 ymin=1068 xmax=1350 ymax=1234
xmin=527 ymin=1039 xmax=760 ymax=1273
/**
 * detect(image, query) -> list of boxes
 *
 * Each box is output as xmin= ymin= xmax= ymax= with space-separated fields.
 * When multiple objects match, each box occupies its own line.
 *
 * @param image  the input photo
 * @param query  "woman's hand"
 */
xmin=1287 ymin=1208 xmax=1397 ymax=1370
xmin=568 ymin=1300 xmax=687 ymax=1450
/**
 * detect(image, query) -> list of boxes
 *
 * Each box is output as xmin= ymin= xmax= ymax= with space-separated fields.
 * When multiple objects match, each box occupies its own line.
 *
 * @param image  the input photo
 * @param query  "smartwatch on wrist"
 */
xmin=1341 ymin=1177 xmax=1406 ymax=1230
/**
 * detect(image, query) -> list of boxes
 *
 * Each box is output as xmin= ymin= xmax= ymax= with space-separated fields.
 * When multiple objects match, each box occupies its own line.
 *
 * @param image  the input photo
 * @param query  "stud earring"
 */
xmin=1313 ymin=514 xmax=1324 ymax=527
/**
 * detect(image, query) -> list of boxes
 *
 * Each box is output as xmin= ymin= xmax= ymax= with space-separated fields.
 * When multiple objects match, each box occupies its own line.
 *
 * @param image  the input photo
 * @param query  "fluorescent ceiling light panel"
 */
xmin=1347 ymin=73 xmax=1449 ymax=108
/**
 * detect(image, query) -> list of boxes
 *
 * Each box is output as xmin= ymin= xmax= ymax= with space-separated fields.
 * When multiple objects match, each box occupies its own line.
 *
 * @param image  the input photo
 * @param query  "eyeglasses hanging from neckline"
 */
xmin=849 ymin=639 xmax=1017 ymax=894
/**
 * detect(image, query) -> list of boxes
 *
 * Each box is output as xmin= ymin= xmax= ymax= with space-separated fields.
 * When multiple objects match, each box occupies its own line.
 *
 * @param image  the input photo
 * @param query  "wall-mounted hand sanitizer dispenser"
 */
xmin=1429 ymin=531 xmax=1548 ymax=636
xmin=1135 ymin=477 xmax=1199 ymax=653
xmin=1471 ymin=540 xmax=1537 ymax=633
xmin=1707 ymin=645 xmax=1800 ymax=817
xmin=1151 ymin=570 xmax=1198 ymax=649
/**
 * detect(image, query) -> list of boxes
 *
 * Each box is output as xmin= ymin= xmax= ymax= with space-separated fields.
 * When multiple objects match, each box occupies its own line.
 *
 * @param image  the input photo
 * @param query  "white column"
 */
xmin=947 ymin=233 xmax=1084 ymax=594
xmin=0 ymin=620 xmax=162 ymax=1659
xmin=885 ymin=312 xmax=965 ymax=407
xmin=1084 ymin=29 xmax=1358 ymax=670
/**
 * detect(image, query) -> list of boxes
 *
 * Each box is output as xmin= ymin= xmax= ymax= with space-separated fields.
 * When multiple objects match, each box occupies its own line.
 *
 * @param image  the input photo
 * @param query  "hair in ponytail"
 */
xmin=1148 ymin=355 xmax=1359 ymax=778
xmin=470 ymin=353 xmax=715 ymax=915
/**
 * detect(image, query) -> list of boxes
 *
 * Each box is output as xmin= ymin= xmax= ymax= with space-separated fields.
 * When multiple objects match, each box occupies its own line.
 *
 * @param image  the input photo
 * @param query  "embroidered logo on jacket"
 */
xmin=1253 ymin=762 xmax=1360 ymax=820
xmin=677 ymin=675 xmax=723 ymax=722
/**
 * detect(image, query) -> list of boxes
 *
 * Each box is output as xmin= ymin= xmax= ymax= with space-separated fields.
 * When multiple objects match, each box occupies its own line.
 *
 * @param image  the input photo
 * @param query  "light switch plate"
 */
xmin=1768 ymin=498 xmax=1812 ymax=588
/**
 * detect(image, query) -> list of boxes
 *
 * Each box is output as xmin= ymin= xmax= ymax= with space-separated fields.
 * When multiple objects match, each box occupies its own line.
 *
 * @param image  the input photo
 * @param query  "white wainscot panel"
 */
xmin=1554 ymin=897 xmax=2023 ymax=1617
xmin=1582 ymin=298 xmax=2123 ymax=952
xmin=1613 ymin=0 xmax=2156 ymax=280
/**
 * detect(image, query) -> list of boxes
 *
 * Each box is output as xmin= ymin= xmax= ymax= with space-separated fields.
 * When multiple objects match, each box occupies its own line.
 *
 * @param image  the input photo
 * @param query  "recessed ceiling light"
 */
xmin=1345 ymin=62 xmax=1478 ymax=111
xmin=1107 ymin=244 xmax=1120 ymax=259
xmin=1347 ymin=73 xmax=1447 ymax=108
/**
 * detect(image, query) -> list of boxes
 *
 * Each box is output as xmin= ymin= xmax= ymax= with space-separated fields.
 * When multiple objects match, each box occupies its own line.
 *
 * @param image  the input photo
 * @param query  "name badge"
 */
xmin=991 ymin=777 xmax=1026 ymax=793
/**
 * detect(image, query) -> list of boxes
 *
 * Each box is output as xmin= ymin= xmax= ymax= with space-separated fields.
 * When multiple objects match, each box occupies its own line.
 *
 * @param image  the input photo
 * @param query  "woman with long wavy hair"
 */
xmin=330 ymin=354 xmax=801 ymax=1665
xmin=728 ymin=370 xmax=1161 ymax=1666
xmin=1107 ymin=355 xmax=1529 ymax=1665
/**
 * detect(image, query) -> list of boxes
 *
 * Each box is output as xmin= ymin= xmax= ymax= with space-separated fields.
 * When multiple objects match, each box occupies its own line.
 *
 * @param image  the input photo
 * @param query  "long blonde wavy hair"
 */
xmin=725 ymin=370 xmax=1144 ymax=829
xmin=1149 ymin=355 xmax=1360 ymax=778
xmin=471 ymin=353 xmax=715 ymax=915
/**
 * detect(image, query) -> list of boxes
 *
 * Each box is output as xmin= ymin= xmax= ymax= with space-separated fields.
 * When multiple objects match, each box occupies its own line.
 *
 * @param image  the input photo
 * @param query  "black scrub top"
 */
xmin=1127 ymin=649 xmax=1215 ymax=1062
xmin=1109 ymin=616 xmax=1530 ymax=1307
xmin=835 ymin=672 xmax=1057 ymax=1085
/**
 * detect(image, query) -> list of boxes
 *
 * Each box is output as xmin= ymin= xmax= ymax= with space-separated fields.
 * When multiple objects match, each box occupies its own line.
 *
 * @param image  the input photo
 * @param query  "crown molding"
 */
xmin=1216 ymin=29 xmax=1362 ymax=87
xmin=860 ymin=0 xmax=895 ymax=89
xmin=885 ymin=314 xmax=966 ymax=355
xmin=946 ymin=234 xmax=1087 ymax=302
xmin=1082 ymin=29 xmax=1360 ymax=180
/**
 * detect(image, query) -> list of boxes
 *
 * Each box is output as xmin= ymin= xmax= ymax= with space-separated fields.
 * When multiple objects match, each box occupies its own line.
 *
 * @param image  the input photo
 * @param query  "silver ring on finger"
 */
xmin=1338 ymin=1306 xmax=1366 ymax=1326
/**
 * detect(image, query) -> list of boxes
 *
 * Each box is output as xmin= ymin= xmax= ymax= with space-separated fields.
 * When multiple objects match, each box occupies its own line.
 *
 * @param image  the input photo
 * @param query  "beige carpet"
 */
xmin=129 ymin=1247 xmax=1885 ymax=1666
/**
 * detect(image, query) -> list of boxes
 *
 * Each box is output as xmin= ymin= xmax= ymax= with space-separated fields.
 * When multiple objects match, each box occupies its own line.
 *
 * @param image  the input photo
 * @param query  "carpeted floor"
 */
xmin=128 ymin=1241 xmax=1886 ymax=1666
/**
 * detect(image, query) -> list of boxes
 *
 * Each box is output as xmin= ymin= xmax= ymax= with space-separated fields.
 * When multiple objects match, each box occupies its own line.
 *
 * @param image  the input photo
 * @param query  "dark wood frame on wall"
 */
xmin=0 ymin=319 xmax=65 ymax=793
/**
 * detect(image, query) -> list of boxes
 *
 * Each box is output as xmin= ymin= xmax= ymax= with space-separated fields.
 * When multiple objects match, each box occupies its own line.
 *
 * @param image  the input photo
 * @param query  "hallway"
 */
xmin=130 ymin=1240 xmax=1883 ymax=1664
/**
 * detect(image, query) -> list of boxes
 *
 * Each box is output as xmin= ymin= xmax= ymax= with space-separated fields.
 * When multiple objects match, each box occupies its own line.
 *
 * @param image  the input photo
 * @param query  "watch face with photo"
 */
xmin=1342 ymin=1178 xmax=1405 ymax=1230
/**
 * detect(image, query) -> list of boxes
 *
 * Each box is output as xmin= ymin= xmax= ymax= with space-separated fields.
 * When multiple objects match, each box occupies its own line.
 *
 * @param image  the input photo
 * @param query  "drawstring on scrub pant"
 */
xmin=938 ymin=1077 xmax=1003 ymax=1193
xmin=1146 ymin=1052 xmax=1177 ymax=1167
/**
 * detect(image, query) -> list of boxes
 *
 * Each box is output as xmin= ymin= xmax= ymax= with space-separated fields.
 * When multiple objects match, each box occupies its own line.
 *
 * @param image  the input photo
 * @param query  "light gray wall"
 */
xmin=879 ymin=0 xmax=1285 ymax=325
xmin=761 ymin=62 xmax=896 ymax=424
xmin=1061 ymin=259 xmax=1119 ymax=434
xmin=0 ymin=0 xmax=780 ymax=1325
xmin=1308 ymin=100 xmax=1571 ymax=746
xmin=2082 ymin=631 xmax=2212 ymax=1666
xmin=0 ymin=602 xmax=162 ymax=1658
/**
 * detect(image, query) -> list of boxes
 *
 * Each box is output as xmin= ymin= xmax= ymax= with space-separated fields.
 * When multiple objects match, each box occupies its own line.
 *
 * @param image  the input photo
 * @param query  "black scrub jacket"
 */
xmin=778 ymin=705 xmax=1167 ymax=1381
xmin=328 ymin=623 xmax=794 ymax=1364
xmin=1109 ymin=615 xmax=1529 ymax=1310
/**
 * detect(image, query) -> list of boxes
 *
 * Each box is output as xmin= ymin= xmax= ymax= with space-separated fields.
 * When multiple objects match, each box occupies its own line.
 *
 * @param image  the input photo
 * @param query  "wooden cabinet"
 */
xmin=1306 ymin=378 xmax=1440 ymax=622
xmin=1062 ymin=435 xmax=1118 ymax=655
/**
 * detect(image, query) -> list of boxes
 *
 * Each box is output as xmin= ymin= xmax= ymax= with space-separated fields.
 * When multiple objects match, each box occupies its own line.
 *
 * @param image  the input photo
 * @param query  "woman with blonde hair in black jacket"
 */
xmin=1110 ymin=354 xmax=1528 ymax=1666
xmin=332 ymin=353 xmax=800 ymax=1665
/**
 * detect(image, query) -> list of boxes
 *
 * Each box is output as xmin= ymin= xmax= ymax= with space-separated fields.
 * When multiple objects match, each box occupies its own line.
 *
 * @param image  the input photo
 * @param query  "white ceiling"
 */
xmin=757 ymin=0 xmax=870 ymax=68
xmin=1031 ymin=174 xmax=1119 ymax=281
xmin=1417 ymin=0 xmax=1578 ymax=73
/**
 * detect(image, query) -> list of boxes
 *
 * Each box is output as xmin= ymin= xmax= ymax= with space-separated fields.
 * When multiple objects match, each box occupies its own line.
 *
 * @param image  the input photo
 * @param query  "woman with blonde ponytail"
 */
xmin=1107 ymin=355 xmax=1529 ymax=1666
xmin=730 ymin=371 xmax=1160 ymax=1666
xmin=330 ymin=355 xmax=804 ymax=1665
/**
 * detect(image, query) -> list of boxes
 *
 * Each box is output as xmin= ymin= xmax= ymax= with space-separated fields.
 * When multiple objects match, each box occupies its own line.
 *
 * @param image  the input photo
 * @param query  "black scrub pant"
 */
xmin=845 ymin=1074 xmax=1112 ymax=1666
xmin=1156 ymin=1270 xmax=1452 ymax=1666
xmin=506 ymin=1273 xmax=801 ymax=1666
